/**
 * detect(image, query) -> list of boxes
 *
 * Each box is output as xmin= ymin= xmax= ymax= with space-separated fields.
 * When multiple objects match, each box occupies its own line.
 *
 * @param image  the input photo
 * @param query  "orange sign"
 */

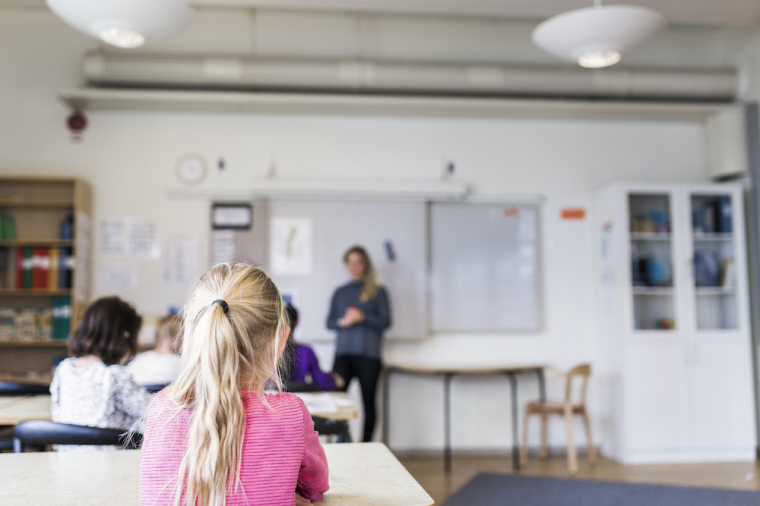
xmin=503 ymin=208 xmax=519 ymax=218
xmin=561 ymin=208 xmax=586 ymax=220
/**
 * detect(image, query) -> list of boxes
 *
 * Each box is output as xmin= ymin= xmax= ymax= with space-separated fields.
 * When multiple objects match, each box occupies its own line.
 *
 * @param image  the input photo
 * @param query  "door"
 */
xmin=623 ymin=341 xmax=691 ymax=452
xmin=682 ymin=187 xmax=749 ymax=337
xmin=687 ymin=342 xmax=756 ymax=449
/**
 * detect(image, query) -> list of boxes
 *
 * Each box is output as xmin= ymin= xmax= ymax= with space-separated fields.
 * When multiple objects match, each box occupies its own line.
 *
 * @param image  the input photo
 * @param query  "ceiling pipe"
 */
xmin=83 ymin=51 xmax=739 ymax=101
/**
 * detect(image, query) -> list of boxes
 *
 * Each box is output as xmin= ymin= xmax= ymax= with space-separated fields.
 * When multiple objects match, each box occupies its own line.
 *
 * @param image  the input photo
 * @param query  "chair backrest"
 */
xmin=0 ymin=381 xmax=50 ymax=396
xmin=13 ymin=420 xmax=139 ymax=452
xmin=286 ymin=381 xmax=325 ymax=393
xmin=142 ymin=383 xmax=169 ymax=394
xmin=564 ymin=363 xmax=591 ymax=406
xmin=312 ymin=416 xmax=351 ymax=442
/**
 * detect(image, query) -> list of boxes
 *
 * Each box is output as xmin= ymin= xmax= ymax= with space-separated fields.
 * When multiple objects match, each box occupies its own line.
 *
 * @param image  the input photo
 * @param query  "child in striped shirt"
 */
xmin=140 ymin=263 xmax=329 ymax=506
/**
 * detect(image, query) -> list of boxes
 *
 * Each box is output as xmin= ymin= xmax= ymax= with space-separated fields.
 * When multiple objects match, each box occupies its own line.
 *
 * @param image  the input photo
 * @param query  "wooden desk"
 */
xmin=0 ymin=442 xmax=434 ymax=506
xmin=382 ymin=364 xmax=546 ymax=473
xmin=0 ymin=392 xmax=356 ymax=425
xmin=0 ymin=396 xmax=51 ymax=425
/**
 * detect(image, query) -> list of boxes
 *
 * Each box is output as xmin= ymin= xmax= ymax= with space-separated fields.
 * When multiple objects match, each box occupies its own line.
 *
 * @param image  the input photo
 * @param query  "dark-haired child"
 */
xmin=50 ymin=296 xmax=153 ymax=451
xmin=284 ymin=305 xmax=344 ymax=391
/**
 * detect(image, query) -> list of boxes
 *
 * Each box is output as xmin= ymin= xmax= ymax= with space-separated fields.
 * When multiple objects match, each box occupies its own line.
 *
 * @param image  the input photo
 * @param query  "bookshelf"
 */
xmin=0 ymin=177 xmax=91 ymax=374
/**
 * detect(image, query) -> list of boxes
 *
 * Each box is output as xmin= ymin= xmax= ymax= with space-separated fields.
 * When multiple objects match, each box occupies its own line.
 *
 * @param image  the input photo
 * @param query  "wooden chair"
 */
xmin=519 ymin=364 xmax=596 ymax=475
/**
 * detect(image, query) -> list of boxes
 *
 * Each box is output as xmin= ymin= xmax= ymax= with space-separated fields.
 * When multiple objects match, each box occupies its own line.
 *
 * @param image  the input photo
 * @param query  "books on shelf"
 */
xmin=13 ymin=246 xmax=73 ymax=291
xmin=0 ymin=299 xmax=70 ymax=342
xmin=0 ymin=214 xmax=15 ymax=240
xmin=693 ymin=197 xmax=732 ymax=235
xmin=52 ymin=296 xmax=71 ymax=340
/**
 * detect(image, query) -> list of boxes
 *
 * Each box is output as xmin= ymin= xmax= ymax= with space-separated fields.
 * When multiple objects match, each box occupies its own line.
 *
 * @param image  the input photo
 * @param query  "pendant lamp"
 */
xmin=46 ymin=0 xmax=193 ymax=49
xmin=532 ymin=1 xmax=664 ymax=68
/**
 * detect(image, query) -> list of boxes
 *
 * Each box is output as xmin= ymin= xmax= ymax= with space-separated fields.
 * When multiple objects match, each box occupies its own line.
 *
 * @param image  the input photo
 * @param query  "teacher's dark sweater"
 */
xmin=326 ymin=281 xmax=391 ymax=360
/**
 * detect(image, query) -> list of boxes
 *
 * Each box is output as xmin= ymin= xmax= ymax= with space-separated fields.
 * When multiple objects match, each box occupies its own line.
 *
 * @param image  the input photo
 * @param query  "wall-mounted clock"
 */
xmin=176 ymin=154 xmax=207 ymax=185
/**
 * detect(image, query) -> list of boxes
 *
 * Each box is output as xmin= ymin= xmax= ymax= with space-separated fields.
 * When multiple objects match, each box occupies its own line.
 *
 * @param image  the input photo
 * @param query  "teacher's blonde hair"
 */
xmin=343 ymin=245 xmax=379 ymax=302
xmin=167 ymin=263 xmax=287 ymax=506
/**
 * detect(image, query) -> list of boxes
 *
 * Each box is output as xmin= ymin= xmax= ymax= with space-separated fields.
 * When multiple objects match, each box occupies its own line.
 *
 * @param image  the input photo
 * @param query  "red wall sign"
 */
xmin=561 ymin=208 xmax=586 ymax=220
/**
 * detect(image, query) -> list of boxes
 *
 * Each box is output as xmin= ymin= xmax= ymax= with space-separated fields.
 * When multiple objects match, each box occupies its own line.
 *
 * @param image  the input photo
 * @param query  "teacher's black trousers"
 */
xmin=333 ymin=355 xmax=382 ymax=442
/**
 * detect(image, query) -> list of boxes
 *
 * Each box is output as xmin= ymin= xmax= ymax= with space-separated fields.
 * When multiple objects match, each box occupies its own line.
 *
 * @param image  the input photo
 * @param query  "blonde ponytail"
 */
xmin=167 ymin=263 xmax=286 ymax=506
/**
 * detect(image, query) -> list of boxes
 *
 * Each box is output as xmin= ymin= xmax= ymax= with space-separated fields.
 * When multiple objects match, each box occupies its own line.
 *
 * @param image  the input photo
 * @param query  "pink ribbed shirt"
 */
xmin=140 ymin=390 xmax=329 ymax=506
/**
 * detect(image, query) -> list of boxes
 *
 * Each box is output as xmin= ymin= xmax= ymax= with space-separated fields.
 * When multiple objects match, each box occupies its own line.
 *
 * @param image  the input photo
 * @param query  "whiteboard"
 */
xmin=429 ymin=203 xmax=541 ymax=331
xmin=268 ymin=200 xmax=427 ymax=341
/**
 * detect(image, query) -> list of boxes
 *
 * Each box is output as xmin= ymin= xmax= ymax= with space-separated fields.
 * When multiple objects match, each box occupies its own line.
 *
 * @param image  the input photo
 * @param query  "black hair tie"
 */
xmin=212 ymin=299 xmax=229 ymax=314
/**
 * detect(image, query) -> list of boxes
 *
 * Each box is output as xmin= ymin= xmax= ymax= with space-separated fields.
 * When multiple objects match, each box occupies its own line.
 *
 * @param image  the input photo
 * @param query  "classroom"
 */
xmin=1 ymin=1 xmax=760 ymax=505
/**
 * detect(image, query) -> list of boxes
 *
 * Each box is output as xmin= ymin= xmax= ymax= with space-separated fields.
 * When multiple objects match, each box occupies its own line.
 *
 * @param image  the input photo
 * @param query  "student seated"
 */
xmin=284 ymin=304 xmax=344 ymax=391
xmin=127 ymin=314 xmax=182 ymax=387
xmin=140 ymin=263 xmax=329 ymax=506
xmin=50 ymin=296 xmax=153 ymax=452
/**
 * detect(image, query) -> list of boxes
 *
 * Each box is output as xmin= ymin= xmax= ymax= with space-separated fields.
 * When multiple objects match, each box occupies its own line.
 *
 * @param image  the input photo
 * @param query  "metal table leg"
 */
xmin=537 ymin=367 xmax=546 ymax=402
xmin=508 ymin=372 xmax=519 ymax=471
xmin=444 ymin=373 xmax=453 ymax=474
xmin=382 ymin=368 xmax=392 ymax=446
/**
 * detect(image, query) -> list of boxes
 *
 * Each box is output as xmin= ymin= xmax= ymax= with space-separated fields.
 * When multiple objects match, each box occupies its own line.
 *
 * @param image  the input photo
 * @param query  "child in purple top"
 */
xmin=285 ymin=305 xmax=344 ymax=391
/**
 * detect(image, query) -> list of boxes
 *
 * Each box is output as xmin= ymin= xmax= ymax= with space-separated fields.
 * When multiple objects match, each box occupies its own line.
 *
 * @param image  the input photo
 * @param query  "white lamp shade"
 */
xmin=533 ymin=5 xmax=665 ymax=66
xmin=47 ymin=0 xmax=193 ymax=48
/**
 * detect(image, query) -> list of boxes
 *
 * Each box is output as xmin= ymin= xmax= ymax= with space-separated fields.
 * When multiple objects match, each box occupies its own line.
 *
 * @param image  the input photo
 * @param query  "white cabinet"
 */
xmin=595 ymin=183 xmax=756 ymax=464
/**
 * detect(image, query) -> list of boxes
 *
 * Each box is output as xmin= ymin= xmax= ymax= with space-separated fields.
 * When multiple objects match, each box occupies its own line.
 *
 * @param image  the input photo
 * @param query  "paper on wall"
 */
xmin=212 ymin=230 xmax=236 ymax=265
xmin=162 ymin=235 xmax=200 ymax=286
xmin=99 ymin=218 xmax=127 ymax=257
xmin=99 ymin=262 xmax=138 ymax=293
xmin=128 ymin=218 xmax=160 ymax=259
xmin=270 ymin=218 xmax=312 ymax=275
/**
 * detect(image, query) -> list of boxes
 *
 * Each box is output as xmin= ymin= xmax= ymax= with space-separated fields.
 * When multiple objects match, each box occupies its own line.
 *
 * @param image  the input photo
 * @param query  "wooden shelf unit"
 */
xmin=0 ymin=239 xmax=74 ymax=247
xmin=0 ymin=340 xmax=69 ymax=348
xmin=0 ymin=177 xmax=91 ymax=374
xmin=0 ymin=289 xmax=73 ymax=296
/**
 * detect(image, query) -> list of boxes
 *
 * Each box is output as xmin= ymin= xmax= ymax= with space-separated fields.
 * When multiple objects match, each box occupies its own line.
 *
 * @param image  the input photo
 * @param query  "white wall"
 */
xmin=0 ymin=8 xmax=715 ymax=450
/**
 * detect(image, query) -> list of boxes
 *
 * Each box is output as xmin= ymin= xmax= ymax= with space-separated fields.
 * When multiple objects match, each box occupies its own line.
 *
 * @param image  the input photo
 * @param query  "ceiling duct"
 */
xmin=83 ymin=51 xmax=739 ymax=101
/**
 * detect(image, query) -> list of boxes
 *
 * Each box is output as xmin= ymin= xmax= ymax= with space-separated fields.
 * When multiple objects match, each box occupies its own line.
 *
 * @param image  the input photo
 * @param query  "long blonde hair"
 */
xmin=343 ymin=246 xmax=379 ymax=302
xmin=167 ymin=263 xmax=287 ymax=506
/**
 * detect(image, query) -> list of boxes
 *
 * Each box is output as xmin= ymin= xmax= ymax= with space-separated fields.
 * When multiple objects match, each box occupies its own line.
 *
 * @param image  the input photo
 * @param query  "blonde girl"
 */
xmin=140 ymin=263 xmax=329 ymax=506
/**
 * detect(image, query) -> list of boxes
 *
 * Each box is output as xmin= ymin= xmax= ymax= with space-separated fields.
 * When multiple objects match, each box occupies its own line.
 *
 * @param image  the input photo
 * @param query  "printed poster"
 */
xmin=162 ymin=235 xmax=200 ymax=285
xmin=99 ymin=262 xmax=138 ymax=293
xmin=99 ymin=218 xmax=126 ymax=257
xmin=128 ymin=218 xmax=160 ymax=259
xmin=270 ymin=218 xmax=312 ymax=275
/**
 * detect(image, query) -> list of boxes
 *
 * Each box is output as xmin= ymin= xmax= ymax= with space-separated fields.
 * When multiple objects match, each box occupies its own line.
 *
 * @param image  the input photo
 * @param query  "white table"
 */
xmin=383 ymin=363 xmax=547 ymax=472
xmin=0 ymin=442 xmax=434 ymax=506
xmin=0 ymin=392 xmax=356 ymax=425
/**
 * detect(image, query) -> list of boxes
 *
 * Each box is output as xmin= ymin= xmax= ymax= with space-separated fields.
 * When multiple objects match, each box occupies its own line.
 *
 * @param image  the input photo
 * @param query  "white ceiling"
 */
xmin=3 ymin=0 xmax=760 ymax=26
xmin=187 ymin=0 xmax=760 ymax=26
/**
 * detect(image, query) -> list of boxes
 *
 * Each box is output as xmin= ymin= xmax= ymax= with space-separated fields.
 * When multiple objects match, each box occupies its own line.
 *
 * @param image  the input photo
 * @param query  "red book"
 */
xmin=15 ymin=247 xmax=23 ymax=290
xmin=40 ymin=248 xmax=50 ymax=290
xmin=32 ymin=248 xmax=41 ymax=290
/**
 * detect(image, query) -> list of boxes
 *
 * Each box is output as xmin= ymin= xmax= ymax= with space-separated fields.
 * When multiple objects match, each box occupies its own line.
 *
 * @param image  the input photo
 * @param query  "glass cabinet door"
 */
xmin=690 ymin=193 xmax=738 ymax=330
xmin=629 ymin=193 xmax=676 ymax=331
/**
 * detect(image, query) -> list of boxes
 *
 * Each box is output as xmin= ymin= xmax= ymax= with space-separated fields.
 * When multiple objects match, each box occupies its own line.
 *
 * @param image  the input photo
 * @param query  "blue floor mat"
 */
xmin=443 ymin=473 xmax=760 ymax=506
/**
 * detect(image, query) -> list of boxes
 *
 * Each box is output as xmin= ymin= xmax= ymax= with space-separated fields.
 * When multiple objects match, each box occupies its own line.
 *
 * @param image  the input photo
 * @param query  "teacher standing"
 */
xmin=327 ymin=246 xmax=391 ymax=442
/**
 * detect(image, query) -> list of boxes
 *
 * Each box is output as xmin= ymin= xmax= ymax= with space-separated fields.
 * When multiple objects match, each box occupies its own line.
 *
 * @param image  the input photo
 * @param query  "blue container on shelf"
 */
xmin=60 ymin=215 xmax=73 ymax=240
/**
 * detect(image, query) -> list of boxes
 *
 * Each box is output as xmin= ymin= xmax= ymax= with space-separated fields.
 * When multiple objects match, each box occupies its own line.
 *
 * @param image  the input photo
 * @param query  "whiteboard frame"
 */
xmin=426 ymin=197 xmax=545 ymax=333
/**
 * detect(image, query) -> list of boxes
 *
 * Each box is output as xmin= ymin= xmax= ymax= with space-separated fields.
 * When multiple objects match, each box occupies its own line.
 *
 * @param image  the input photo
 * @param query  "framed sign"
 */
xmin=212 ymin=203 xmax=253 ymax=230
